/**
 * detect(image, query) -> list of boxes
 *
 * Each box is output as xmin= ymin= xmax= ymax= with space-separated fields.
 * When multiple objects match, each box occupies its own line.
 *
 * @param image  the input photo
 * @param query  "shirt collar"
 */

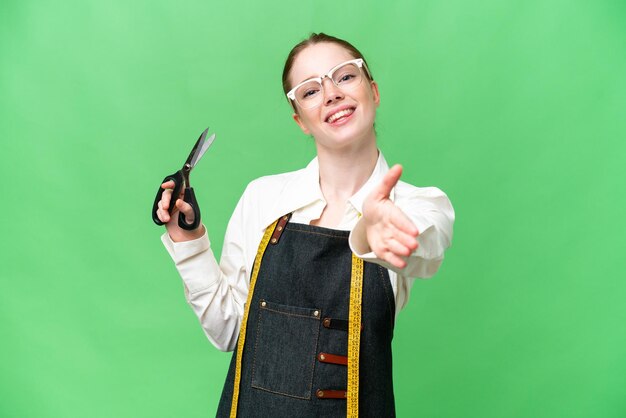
xmin=261 ymin=151 xmax=391 ymax=229
xmin=347 ymin=151 xmax=391 ymax=216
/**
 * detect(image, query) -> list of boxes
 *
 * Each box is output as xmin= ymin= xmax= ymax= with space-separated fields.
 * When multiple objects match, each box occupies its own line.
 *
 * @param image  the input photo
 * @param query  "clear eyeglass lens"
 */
xmin=295 ymin=62 xmax=363 ymax=109
xmin=332 ymin=63 xmax=361 ymax=88
xmin=295 ymin=80 xmax=323 ymax=106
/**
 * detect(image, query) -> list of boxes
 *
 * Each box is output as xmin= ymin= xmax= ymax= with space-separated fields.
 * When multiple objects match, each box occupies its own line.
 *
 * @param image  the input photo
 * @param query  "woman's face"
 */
xmin=288 ymin=42 xmax=380 ymax=151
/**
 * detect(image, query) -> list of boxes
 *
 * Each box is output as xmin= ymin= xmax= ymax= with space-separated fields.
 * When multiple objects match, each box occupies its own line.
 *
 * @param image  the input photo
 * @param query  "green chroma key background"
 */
xmin=1 ymin=0 xmax=625 ymax=417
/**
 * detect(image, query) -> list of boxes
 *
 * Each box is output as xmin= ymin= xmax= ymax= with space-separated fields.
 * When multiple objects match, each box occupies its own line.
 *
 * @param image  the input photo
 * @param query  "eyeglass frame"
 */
xmin=286 ymin=58 xmax=373 ymax=109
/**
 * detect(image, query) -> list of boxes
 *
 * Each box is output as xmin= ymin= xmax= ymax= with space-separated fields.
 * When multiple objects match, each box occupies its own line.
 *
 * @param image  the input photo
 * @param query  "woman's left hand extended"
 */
xmin=362 ymin=164 xmax=419 ymax=269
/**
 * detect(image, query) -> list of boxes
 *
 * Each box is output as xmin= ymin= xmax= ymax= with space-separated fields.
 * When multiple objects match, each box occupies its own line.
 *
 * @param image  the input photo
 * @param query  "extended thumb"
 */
xmin=374 ymin=164 xmax=403 ymax=200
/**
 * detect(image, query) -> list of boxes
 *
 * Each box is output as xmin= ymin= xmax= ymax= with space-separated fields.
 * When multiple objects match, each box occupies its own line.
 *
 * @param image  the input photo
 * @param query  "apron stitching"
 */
xmin=249 ymin=385 xmax=313 ymax=400
xmin=377 ymin=265 xmax=396 ymax=322
xmin=250 ymin=307 xmax=263 ymax=395
xmin=260 ymin=307 xmax=323 ymax=320
xmin=285 ymin=227 xmax=349 ymax=239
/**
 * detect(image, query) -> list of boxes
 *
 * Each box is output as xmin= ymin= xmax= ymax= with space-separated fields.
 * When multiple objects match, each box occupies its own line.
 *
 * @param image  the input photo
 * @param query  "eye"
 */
xmin=339 ymin=74 xmax=355 ymax=82
xmin=334 ymin=69 xmax=358 ymax=85
xmin=299 ymin=87 xmax=320 ymax=100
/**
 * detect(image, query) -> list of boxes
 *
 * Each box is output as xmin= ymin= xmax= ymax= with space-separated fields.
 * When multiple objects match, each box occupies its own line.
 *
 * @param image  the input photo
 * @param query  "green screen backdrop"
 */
xmin=1 ymin=1 xmax=625 ymax=417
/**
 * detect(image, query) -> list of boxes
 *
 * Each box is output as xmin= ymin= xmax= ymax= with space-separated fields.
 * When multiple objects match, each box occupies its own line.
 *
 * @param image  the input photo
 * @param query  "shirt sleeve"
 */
xmin=161 ymin=192 xmax=251 ymax=352
xmin=348 ymin=184 xmax=455 ymax=279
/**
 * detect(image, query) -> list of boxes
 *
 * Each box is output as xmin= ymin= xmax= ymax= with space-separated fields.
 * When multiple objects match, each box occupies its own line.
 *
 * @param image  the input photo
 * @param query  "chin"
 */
xmin=317 ymin=128 xmax=375 ymax=151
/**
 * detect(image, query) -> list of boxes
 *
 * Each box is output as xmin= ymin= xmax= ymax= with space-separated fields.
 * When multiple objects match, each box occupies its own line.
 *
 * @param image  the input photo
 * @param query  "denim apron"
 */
xmin=217 ymin=220 xmax=396 ymax=417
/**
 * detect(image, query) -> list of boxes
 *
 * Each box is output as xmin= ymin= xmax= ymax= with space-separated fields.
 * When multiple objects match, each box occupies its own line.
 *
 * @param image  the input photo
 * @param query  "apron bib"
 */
xmin=217 ymin=219 xmax=396 ymax=417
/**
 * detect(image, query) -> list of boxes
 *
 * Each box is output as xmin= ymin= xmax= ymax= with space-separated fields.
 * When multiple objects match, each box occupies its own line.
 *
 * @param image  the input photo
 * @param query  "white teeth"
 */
xmin=328 ymin=108 xmax=354 ymax=123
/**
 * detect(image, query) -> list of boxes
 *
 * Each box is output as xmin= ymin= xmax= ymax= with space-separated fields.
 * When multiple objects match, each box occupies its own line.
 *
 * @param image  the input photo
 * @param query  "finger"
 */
xmin=372 ymin=227 xmax=417 ymax=256
xmin=382 ymin=251 xmax=407 ymax=269
xmin=160 ymin=209 xmax=170 ymax=223
xmin=370 ymin=164 xmax=403 ymax=202
xmin=175 ymin=199 xmax=195 ymax=224
xmin=157 ymin=203 xmax=170 ymax=223
xmin=388 ymin=230 xmax=419 ymax=253
xmin=161 ymin=180 xmax=176 ymax=189
xmin=385 ymin=238 xmax=414 ymax=257
xmin=161 ymin=188 xmax=173 ymax=211
xmin=390 ymin=206 xmax=419 ymax=237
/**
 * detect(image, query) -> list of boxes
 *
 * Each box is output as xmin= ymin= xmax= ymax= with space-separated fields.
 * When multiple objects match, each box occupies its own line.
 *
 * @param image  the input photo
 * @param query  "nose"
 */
xmin=322 ymin=77 xmax=344 ymax=105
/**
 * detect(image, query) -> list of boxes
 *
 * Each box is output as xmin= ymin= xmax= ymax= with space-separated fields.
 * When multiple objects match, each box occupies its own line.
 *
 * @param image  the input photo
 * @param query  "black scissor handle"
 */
xmin=152 ymin=171 xmax=184 ymax=226
xmin=178 ymin=187 xmax=201 ymax=230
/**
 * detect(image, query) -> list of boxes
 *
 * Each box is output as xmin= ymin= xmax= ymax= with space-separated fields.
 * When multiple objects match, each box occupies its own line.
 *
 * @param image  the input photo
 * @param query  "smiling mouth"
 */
xmin=326 ymin=107 xmax=355 ymax=124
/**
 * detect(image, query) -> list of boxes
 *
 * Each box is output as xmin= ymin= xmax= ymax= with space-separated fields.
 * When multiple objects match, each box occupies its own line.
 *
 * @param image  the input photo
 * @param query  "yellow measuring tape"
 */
xmin=347 ymin=253 xmax=364 ymax=417
xmin=229 ymin=219 xmax=278 ymax=418
xmin=229 ymin=219 xmax=364 ymax=418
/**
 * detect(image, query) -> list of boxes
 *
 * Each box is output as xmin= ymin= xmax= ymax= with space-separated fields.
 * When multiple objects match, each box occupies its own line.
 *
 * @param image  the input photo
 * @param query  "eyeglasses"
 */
xmin=286 ymin=58 xmax=372 ymax=109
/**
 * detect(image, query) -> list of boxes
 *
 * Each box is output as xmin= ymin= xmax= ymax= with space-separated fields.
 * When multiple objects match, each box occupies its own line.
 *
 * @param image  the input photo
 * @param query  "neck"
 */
xmin=315 ymin=136 xmax=379 ymax=202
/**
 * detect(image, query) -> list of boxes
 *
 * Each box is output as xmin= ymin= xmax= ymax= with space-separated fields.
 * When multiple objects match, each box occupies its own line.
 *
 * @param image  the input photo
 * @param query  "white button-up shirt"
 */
xmin=162 ymin=152 xmax=454 ymax=351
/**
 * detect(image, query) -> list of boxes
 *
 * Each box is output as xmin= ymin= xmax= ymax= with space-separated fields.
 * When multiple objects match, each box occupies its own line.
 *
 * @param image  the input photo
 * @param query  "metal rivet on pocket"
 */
xmin=313 ymin=310 xmax=319 ymax=317
xmin=261 ymin=301 xmax=266 ymax=307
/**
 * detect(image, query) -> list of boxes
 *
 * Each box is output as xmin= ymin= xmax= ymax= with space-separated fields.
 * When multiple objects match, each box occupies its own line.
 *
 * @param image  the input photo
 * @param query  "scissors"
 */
xmin=152 ymin=127 xmax=216 ymax=230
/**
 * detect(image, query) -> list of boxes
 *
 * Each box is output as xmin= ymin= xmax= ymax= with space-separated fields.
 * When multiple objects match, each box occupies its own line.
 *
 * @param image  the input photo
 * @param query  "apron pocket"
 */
xmin=251 ymin=299 xmax=321 ymax=399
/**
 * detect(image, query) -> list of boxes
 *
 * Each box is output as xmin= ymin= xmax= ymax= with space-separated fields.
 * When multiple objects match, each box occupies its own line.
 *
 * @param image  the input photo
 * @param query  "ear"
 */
xmin=292 ymin=112 xmax=311 ymax=135
xmin=370 ymin=80 xmax=380 ymax=107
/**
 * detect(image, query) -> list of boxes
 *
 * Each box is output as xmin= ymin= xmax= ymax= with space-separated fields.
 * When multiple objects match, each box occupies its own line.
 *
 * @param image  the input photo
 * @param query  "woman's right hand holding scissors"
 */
xmin=155 ymin=180 xmax=205 ymax=242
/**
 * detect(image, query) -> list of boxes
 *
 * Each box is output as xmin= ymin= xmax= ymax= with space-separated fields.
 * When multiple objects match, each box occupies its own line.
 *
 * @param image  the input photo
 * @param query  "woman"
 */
xmin=156 ymin=33 xmax=454 ymax=417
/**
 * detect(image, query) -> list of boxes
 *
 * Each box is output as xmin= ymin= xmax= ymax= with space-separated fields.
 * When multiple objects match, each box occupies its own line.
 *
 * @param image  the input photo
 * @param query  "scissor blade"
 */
xmin=184 ymin=128 xmax=209 ymax=167
xmin=190 ymin=132 xmax=216 ymax=168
